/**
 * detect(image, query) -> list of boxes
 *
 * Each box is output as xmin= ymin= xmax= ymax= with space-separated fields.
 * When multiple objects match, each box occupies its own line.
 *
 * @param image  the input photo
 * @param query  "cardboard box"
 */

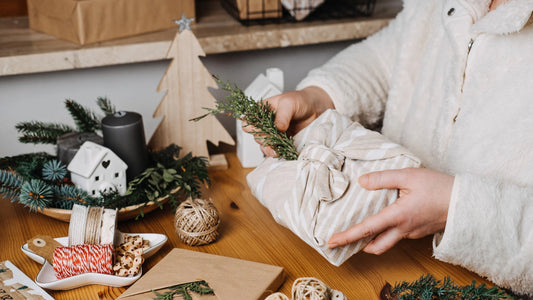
xmin=224 ymin=0 xmax=282 ymax=20
xmin=26 ymin=0 xmax=195 ymax=45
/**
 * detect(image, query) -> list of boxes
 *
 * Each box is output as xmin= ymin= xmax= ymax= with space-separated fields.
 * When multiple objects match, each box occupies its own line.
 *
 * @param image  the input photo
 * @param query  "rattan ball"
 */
xmin=265 ymin=292 xmax=290 ymax=300
xmin=174 ymin=198 xmax=220 ymax=246
xmin=292 ymin=277 xmax=331 ymax=300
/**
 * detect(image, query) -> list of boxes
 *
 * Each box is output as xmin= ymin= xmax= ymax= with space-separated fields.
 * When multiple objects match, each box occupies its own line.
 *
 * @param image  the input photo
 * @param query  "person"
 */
xmin=244 ymin=0 xmax=533 ymax=296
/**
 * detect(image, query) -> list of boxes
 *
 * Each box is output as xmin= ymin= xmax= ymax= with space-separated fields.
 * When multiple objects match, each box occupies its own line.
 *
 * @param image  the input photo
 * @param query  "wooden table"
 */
xmin=1 ymin=150 xmax=492 ymax=299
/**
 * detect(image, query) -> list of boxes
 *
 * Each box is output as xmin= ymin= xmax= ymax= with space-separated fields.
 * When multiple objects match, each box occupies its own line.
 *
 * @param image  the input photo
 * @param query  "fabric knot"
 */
xmin=299 ymin=144 xmax=344 ymax=170
xmin=298 ymin=144 xmax=349 ymax=202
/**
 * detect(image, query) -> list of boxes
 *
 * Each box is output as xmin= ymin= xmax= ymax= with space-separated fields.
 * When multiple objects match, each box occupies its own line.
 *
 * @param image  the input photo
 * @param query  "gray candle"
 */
xmin=56 ymin=132 xmax=103 ymax=166
xmin=101 ymin=111 xmax=149 ymax=182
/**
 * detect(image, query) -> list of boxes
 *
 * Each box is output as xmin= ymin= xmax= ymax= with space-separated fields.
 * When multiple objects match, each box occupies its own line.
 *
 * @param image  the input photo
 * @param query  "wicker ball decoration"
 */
xmin=292 ymin=277 xmax=331 ymax=300
xmin=265 ymin=292 xmax=290 ymax=300
xmin=174 ymin=198 xmax=220 ymax=246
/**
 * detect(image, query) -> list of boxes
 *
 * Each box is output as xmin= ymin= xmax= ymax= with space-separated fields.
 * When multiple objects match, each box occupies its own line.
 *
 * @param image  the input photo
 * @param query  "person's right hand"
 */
xmin=242 ymin=85 xmax=335 ymax=157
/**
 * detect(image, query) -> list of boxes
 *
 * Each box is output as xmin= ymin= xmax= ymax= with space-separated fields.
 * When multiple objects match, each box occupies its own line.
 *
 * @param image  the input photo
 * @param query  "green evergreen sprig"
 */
xmin=97 ymin=96 xmax=116 ymax=116
xmin=192 ymin=76 xmax=298 ymax=161
xmin=152 ymin=280 xmax=214 ymax=300
xmin=19 ymin=179 xmax=54 ymax=212
xmin=65 ymin=99 xmax=101 ymax=132
xmin=388 ymin=274 xmax=521 ymax=300
xmin=15 ymin=121 xmax=75 ymax=144
xmin=42 ymin=159 xmax=67 ymax=182
xmin=0 ymin=170 xmax=23 ymax=202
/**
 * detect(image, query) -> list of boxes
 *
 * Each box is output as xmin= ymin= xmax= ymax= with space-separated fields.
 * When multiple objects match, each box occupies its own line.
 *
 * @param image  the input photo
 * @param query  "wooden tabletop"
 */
xmin=1 ymin=150 xmax=493 ymax=299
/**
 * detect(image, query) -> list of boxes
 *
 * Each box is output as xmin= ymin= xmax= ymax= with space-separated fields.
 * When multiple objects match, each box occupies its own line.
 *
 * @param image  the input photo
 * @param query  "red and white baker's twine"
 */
xmin=53 ymin=244 xmax=113 ymax=279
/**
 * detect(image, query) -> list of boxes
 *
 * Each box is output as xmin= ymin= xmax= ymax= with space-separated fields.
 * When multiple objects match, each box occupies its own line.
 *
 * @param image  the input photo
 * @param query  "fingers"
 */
xmin=327 ymin=203 xmax=400 ymax=249
xmin=363 ymin=228 xmax=403 ymax=255
xmin=359 ymin=168 xmax=411 ymax=190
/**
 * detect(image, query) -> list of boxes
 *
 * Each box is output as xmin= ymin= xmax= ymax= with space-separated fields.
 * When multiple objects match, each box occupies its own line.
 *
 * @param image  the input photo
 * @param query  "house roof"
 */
xmin=67 ymin=141 xmax=127 ymax=178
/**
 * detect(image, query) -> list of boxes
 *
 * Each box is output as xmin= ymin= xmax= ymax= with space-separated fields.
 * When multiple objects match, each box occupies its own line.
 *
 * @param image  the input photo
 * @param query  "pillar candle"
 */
xmin=101 ymin=111 xmax=149 ymax=181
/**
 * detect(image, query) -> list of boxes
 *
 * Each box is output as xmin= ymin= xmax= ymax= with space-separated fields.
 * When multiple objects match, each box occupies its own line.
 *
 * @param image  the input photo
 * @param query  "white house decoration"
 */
xmin=237 ymin=68 xmax=284 ymax=168
xmin=68 ymin=141 xmax=128 ymax=197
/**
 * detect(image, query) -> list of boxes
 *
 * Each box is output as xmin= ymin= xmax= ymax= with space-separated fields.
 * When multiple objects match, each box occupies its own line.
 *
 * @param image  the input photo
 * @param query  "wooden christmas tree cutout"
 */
xmin=149 ymin=15 xmax=234 ymax=169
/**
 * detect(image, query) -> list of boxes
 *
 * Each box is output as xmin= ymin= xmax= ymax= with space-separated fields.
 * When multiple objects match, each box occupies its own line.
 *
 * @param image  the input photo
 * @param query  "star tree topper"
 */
xmin=174 ymin=13 xmax=194 ymax=33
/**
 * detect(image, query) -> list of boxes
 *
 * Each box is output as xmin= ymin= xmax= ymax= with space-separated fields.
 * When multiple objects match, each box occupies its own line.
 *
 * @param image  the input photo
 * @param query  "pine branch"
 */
xmin=19 ymin=179 xmax=54 ymax=212
xmin=65 ymin=99 xmax=101 ymax=132
xmin=390 ymin=274 xmax=521 ymax=300
xmin=97 ymin=96 xmax=116 ymax=116
xmin=15 ymin=121 xmax=75 ymax=145
xmin=0 ymin=170 xmax=23 ymax=202
xmin=152 ymin=280 xmax=214 ymax=300
xmin=192 ymin=76 xmax=299 ymax=161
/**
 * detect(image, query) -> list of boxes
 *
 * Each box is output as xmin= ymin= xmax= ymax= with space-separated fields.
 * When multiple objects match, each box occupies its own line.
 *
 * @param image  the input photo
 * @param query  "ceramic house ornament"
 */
xmin=68 ymin=141 xmax=128 ymax=197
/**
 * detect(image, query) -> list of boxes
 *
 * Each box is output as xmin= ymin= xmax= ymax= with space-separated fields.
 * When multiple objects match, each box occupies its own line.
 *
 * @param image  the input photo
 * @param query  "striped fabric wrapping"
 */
xmin=247 ymin=110 xmax=421 ymax=266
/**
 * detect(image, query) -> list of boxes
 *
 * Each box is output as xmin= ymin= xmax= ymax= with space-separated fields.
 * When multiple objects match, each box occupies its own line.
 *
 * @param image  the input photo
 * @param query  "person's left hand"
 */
xmin=327 ymin=168 xmax=454 ymax=255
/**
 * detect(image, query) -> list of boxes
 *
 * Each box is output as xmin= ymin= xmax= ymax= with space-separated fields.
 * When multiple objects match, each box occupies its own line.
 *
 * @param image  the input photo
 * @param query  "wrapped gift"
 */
xmin=27 ymin=0 xmax=195 ymax=45
xmin=247 ymin=110 xmax=421 ymax=266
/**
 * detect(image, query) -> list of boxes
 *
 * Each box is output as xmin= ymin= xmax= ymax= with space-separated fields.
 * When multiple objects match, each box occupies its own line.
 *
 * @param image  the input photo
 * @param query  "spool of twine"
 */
xmin=292 ymin=277 xmax=331 ymax=300
xmin=174 ymin=198 xmax=220 ymax=246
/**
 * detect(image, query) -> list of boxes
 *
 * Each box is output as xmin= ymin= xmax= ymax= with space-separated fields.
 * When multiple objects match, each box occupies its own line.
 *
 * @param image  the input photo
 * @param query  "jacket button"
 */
xmin=447 ymin=8 xmax=455 ymax=16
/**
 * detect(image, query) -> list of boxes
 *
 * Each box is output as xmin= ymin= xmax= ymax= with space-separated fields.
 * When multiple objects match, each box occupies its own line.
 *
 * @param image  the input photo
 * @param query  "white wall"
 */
xmin=0 ymin=40 xmax=356 ymax=157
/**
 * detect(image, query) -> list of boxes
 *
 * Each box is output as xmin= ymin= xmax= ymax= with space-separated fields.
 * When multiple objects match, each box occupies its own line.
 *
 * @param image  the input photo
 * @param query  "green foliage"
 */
xmin=42 ymin=160 xmax=67 ymax=182
xmin=15 ymin=121 xmax=75 ymax=144
xmin=64 ymin=99 xmax=101 ymax=132
xmin=192 ymin=76 xmax=298 ymax=161
xmin=96 ymin=96 xmax=116 ymax=116
xmin=152 ymin=280 xmax=214 ymax=300
xmin=19 ymin=179 xmax=54 ymax=212
xmin=127 ymin=144 xmax=210 ymax=212
xmin=391 ymin=274 xmax=521 ymax=300
xmin=0 ymin=170 xmax=23 ymax=202
xmin=52 ymin=185 xmax=95 ymax=209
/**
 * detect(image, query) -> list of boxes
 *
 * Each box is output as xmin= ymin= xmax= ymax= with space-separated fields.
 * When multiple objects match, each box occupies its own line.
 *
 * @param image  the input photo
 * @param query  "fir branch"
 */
xmin=42 ymin=160 xmax=67 ymax=182
xmin=15 ymin=121 xmax=75 ymax=145
xmin=19 ymin=179 xmax=54 ymax=212
xmin=152 ymin=280 xmax=214 ymax=300
xmin=0 ymin=152 xmax=54 ymax=170
xmin=65 ymin=99 xmax=101 ymax=132
xmin=192 ymin=76 xmax=299 ymax=161
xmin=391 ymin=274 xmax=521 ymax=300
xmin=97 ymin=96 xmax=116 ymax=116
xmin=51 ymin=185 xmax=94 ymax=209
xmin=0 ymin=169 xmax=23 ymax=202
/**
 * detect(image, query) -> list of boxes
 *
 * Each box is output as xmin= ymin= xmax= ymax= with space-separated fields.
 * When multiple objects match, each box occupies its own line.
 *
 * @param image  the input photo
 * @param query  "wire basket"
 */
xmin=221 ymin=0 xmax=376 ymax=25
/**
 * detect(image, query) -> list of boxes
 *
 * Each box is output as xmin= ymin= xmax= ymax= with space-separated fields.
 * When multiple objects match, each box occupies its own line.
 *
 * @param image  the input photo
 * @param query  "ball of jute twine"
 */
xmin=174 ymin=198 xmax=220 ymax=246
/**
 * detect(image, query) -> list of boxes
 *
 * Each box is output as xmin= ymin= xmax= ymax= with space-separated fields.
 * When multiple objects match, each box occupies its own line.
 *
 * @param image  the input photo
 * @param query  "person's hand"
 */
xmin=327 ymin=168 xmax=454 ymax=255
xmin=242 ymin=86 xmax=334 ymax=157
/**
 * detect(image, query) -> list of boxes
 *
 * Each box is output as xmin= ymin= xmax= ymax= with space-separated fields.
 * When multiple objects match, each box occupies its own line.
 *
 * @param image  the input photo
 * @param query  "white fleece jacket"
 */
xmin=297 ymin=0 xmax=533 ymax=296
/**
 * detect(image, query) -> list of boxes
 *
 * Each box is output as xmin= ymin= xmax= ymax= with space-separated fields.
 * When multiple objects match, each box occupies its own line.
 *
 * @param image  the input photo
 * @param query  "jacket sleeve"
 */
xmin=433 ymin=173 xmax=533 ymax=296
xmin=296 ymin=5 xmax=408 ymax=129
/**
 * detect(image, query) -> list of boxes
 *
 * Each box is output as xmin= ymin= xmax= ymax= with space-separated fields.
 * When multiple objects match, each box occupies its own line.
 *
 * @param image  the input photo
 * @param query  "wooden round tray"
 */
xmin=37 ymin=188 xmax=179 ymax=222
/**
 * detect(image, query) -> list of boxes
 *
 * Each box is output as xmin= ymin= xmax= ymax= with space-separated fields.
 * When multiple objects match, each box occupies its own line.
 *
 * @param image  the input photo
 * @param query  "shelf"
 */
xmin=0 ymin=0 xmax=400 ymax=76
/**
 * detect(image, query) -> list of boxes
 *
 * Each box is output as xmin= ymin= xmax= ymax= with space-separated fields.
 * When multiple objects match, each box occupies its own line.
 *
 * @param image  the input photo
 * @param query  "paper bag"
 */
xmin=117 ymin=249 xmax=285 ymax=300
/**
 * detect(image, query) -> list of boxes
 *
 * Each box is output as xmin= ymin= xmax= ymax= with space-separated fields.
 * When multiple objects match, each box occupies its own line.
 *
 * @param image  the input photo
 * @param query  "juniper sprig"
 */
xmin=389 ymin=274 xmax=521 ymax=300
xmin=191 ymin=76 xmax=299 ymax=161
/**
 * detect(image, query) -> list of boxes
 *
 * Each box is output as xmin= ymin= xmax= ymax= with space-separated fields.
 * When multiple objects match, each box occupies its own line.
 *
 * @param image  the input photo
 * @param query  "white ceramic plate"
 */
xmin=21 ymin=233 xmax=167 ymax=290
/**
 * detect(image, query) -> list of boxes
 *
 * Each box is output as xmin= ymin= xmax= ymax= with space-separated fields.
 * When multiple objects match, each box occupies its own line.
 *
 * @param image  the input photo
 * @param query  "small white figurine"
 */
xmin=237 ymin=68 xmax=284 ymax=168
xmin=68 ymin=141 xmax=128 ymax=196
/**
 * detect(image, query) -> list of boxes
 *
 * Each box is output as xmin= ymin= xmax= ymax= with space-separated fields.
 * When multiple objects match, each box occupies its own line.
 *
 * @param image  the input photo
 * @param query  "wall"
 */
xmin=0 ymin=40 xmax=356 ymax=157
